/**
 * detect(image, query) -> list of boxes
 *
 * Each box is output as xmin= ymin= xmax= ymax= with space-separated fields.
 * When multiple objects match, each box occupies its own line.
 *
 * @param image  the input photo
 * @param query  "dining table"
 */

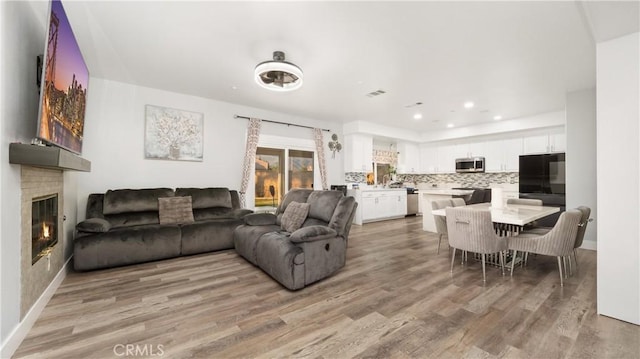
xmin=431 ymin=202 xmax=560 ymax=227
xmin=432 ymin=202 xmax=561 ymax=266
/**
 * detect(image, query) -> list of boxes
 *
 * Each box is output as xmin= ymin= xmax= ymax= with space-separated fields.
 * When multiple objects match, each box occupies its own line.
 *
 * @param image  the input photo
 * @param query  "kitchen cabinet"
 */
xmin=485 ymin=138 xmax=522 ymax=172
xmin=419 ymin=145 xmax=438 ymax=173
xmin=344 ymin=134 xmax=373 ymax=172
xmin=456 ymin=141 xmax=486 ymax=158
xmin=397 ymin=142 xmax=420 ymax=173
xmin=437 ymin=144 xmax=456 ymax=173
xmin=523 ymin=129 xmax=565 ymax=154
xmin=347 ymin=189 xmax=407 ymax=225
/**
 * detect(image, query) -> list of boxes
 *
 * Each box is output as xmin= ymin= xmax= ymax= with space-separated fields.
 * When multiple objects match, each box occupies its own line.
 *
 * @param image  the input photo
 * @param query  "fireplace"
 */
xmin=32 ymin=194 xmax=58 ymax=265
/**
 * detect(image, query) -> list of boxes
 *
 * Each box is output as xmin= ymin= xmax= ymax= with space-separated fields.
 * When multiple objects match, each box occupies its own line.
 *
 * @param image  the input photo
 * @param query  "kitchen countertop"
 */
xmin=421 ymin=189 xmax=474 ymax=196
xmin=349 ymin=187 xmax=407 ymax=192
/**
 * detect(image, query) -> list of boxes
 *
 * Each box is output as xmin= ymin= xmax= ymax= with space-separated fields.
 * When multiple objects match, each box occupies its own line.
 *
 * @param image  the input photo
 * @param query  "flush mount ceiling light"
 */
xmin=254 ymin=51 xmax=303 ymax=92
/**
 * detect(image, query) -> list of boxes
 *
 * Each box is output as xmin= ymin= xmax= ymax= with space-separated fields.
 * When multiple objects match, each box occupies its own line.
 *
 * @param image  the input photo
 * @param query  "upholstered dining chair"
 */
xmin=432 ymin=199 xmax=466 ymax=254
xmin=506 ymin=198 xmax=543 ymax=206
xmin=508 ymin=209 xmax=582 ymax=286
xmin=572 ymin=206 xmax=592 ymax=270
xmin=445 ymin=207 xmax=508 ymax=282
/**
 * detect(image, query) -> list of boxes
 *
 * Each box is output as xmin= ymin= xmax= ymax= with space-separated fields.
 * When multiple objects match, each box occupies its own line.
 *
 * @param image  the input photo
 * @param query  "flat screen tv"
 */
xmin=519 ymin=153 xmax=566 ymax=195
xmin=36 ymin=0 xmax=89 ymax=155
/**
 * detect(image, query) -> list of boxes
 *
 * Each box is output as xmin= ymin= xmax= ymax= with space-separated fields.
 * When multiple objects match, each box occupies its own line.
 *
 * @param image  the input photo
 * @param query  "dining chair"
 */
xmin=572 ymin=206 xmax=592 ymax=270
xmin=445 ymin=207 xmax=508 ymax=282
xmin=506 ymin=198 xmax=543 ymax=206
xmin=432 ymin=199 xmax=453 ymax=254
xmin=508 ymin=209 xmax=581 ymax=286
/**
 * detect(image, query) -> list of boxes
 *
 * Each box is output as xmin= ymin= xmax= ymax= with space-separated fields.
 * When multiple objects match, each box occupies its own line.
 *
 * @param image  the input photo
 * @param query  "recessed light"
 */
xmin=447 ymin=123 xmax=454 ymax=128
xmin=494 ymin=115 xmax=502 ymax=120
xmin=464 ymin=101 xmax=474 ymax=109
xmin=413 ymin=113 xmax=422 ymax=120
xmin=231 ymin=86 xmax=238 ymax=90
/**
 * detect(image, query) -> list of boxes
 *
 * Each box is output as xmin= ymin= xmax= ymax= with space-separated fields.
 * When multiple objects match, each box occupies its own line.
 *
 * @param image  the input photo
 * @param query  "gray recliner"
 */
xmin=233 ymin=189 xmax=357 ymax=290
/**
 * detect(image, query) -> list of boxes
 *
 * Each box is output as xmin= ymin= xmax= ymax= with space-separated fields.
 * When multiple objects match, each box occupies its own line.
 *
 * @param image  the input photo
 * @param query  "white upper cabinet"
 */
xmin=455 ymin=141 xmax=486 ymax=159
xmin=419 ymin=145 xmax=438 ymax=173
xmin=485 ymin=137 xmax=523 ymax=172
xmin=437 ymin=144 xmax=457 ymax=173
xmin=397 ymin=142 xmax=420 ymax=173
xmin=523 ymin=128 xmax=566 ymax=154
xmin=344 ymin=134 xmax=373 ymax=172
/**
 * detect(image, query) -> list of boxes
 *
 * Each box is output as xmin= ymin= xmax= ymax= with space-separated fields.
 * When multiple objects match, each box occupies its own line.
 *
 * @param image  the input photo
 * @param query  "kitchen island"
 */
xmin=421 ymin=189 xmax=474 ymax=232
xmin=347 ymin=188 xmax=407 ymax=225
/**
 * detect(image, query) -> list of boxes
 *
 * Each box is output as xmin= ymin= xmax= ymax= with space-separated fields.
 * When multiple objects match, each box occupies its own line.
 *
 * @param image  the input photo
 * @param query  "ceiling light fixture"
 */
xmin=413 ymin=113 xmax=423 ymax=120
xmin=464 ymin=101 xmax=474 ymax=109
xmin=254 ymin=51 xmax=303 ymax=92
xmin=447 ymin=123 xmax=454 ymax=128
xmin=494 ymin=115 xmax=502 ymax=120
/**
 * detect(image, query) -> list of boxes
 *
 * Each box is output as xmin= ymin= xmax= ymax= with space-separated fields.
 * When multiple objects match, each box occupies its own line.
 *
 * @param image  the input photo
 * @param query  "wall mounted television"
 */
xmin=36 ymin=0 xmax=89 ymax=155
xmin=519 ymin=153 xmax=566 ymax=195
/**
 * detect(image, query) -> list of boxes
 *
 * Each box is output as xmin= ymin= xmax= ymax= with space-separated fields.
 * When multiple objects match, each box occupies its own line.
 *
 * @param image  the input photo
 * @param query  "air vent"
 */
xmin=366 ymin=89 xmax=386 ymax=98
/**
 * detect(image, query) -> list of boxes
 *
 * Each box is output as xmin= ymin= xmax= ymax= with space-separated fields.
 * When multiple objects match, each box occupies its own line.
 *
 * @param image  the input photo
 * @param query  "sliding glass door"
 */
xmin=255 ymin=147 xmax=314 ymax=208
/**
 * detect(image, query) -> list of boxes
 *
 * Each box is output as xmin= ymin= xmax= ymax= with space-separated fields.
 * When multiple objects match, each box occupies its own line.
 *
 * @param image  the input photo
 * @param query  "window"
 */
xmin=289 ymin=150 xmax=314 ymax=190
xmin=255 ymin=147 xmax=314 ymax=208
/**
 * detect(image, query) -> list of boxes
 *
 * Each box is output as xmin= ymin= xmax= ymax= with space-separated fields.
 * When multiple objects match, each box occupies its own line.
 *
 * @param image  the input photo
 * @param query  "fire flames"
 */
xmin=42 ymin=222 xmax=50 ymax=239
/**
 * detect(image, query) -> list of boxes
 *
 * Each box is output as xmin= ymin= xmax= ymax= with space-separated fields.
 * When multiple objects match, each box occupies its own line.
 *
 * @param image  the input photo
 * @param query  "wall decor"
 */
xmin=145 ymin=105 xmax=204 ymax=161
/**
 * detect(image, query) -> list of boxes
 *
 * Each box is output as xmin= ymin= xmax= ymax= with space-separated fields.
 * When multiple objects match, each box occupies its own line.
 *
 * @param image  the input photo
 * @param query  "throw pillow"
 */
xmin=158 ymin=196 xmax=195 ymax=225
xmin=280 ymin=201 xmax=310 ymax=233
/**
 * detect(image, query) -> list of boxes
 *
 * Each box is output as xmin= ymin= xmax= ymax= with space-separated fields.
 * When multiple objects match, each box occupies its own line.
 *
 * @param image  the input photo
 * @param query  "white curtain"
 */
xmin=313 ymin=128 xmax=328 ymax=190
xmin=239 ymin=118 xmax=262 ymax=207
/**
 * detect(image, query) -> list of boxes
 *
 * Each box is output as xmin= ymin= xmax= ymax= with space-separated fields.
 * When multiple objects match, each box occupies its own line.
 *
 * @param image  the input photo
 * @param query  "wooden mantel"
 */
xmin=9 ymin=143 xmax=91 ymax=172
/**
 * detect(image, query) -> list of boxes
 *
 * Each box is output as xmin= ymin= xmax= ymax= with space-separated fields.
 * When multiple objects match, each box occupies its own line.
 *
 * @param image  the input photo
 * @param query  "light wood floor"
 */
xmin=14 ymin=217 xmax=639 ymax=358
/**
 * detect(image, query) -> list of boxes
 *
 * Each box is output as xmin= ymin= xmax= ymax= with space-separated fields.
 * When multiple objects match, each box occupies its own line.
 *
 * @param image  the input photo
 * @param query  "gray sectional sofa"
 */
xmin=74 ymin=187 xmax=252 ymax=271
xmin=233 ymin=189 xmax=358 ymax=290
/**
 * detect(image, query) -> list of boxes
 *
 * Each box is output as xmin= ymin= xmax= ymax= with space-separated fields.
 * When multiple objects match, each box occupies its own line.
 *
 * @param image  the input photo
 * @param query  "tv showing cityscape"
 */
xmin=37 ymin=0 xmax=89 ymax=154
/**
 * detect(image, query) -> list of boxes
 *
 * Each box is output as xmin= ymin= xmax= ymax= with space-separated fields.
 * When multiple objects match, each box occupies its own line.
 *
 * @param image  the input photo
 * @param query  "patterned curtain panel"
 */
xmin=313 ymin=128 xmax=328 ymax=190
xmin=373 ymin=149 xmax=398 ymax=165
xmin=239 ymin=118 xmax=262 ymax=207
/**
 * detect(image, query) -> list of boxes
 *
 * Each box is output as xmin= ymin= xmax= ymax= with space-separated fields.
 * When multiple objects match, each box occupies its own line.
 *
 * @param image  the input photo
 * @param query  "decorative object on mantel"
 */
xmin=144 ymin=105 xmax=203 ymax=162
xmin=9 ymin=143 xmax=91 ymax=172
xmin=328 ymin=133 xmax=342 ymax=158
xmin=254 ymin=51 xmax=303 ymax=92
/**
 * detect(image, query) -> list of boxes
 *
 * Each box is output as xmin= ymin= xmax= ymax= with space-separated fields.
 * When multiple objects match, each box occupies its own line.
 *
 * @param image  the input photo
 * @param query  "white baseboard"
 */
xmin=0 ymin=256 xmax=72 ymax=358
xmin=581 ymin=240 xmax=597 ymax=251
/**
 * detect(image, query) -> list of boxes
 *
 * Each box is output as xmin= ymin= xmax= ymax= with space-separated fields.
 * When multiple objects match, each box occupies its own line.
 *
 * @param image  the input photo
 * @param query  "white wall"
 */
xmin=596 ymin=32 xmax=639 ymax=325
xmin=76 ymin=78 xmax=344 ymax=219
xmin=1 ymin=0 xmax=82 ymax=353
xmin=1 ymin=0 xmax=45 ymax=349
xmin=565 ymin=88 xmax=597 ymax=249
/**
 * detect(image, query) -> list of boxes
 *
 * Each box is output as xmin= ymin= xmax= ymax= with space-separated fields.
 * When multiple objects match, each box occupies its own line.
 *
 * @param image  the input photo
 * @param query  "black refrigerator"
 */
xmin=519 ymin=153 xmax=566 ymax=227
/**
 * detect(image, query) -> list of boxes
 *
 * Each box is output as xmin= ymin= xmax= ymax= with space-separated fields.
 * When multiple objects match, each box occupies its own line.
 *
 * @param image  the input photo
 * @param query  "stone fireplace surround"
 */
xmin=20 ymin=166 xmax=64 ymax=318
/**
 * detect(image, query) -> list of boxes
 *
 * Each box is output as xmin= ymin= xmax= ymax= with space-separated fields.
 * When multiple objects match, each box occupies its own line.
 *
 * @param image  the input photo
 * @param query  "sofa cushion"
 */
xmin=158 ymin=196 xmax=195 ymax=225
xmin=307 ymin=191 xmax=343 ymax=223
xmin=175 ymin=188 xmax=232 ymax=209
xmin=76 ymin=218 xmax=111 ymax=233
xmin=193 ymin=207 xmax=234 ymax=221
xmin=281 ymin=201 xmax=310 ymax=232
xmin=103 ymin=188 xmax=174 ymax=215
xmin=244 ymin=213 xmax=277 ymax=226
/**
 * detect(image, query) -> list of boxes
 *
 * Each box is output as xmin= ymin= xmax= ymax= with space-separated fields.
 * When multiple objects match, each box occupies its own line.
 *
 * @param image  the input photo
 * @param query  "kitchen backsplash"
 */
xmin=345 ymin=171 xmax=518 ymax=188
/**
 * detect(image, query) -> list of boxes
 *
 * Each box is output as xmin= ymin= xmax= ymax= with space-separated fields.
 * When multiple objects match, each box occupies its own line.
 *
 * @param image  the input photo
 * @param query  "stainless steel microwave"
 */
xmin=455 ymin=157 xmax=485 ymax=173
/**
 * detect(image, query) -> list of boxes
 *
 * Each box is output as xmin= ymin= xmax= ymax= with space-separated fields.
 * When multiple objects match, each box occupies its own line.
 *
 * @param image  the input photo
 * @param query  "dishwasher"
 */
xmin=406 ymin=188 xmax=419 ymax=216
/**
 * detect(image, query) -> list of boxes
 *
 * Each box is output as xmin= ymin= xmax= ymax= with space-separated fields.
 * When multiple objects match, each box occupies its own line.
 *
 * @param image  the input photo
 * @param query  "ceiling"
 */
xmin=60 ymin=1 xmax=639 ymax=132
